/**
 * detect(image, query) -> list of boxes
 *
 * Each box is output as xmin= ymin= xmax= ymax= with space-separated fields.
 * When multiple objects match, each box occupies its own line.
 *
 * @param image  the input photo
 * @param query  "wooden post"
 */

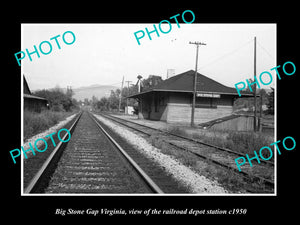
xmin=118 ymin=76 xmax=124 ymax=113
xmin=189 ymin=41 xmax=206 ymax=127
xmin=191 ymin=44 xmax=199 ymax=127
xmin=259 ymin=91 xmax=263 ymax=131
xmin=253 ymin=36 xmax=257 ymax=132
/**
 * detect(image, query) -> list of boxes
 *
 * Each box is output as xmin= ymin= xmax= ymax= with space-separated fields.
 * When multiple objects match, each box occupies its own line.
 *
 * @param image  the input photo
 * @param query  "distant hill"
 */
xmin=72 ymin=84 xmax=118 ymax=101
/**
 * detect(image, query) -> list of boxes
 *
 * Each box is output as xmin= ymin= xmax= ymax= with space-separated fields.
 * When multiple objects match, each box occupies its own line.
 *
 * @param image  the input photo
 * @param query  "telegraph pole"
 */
xmin=118 ymin=76 xmax=124 ymax=113
xmin=253 ymin=37 xmax=257 ymax=132
xmin=189 ymin=41 xmax=206 ymax=127
xmin=125 ymin=80 xmax=132 ymax=114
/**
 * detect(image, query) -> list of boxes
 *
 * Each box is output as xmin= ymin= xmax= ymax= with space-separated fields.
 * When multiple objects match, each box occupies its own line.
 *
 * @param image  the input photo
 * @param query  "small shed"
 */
xmin=23 ymin=76 xmax=48 ymax=112
xmin=128 ymin=70 xmax=252 ymax=125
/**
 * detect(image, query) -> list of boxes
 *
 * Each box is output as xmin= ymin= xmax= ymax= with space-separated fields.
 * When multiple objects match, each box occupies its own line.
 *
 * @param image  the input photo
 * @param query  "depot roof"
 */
xmin=23 ymin=93 xmax=48 ymax=101
xmin=128 ymin=70 xmax=253 ymax=98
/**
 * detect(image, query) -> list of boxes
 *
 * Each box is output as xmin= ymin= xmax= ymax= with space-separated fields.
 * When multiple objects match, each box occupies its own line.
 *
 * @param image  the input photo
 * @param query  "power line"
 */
xmin=197 ymin=39 xmax=253 ymax=72
xmin=256 ymin=40 xmax=275 ymax=60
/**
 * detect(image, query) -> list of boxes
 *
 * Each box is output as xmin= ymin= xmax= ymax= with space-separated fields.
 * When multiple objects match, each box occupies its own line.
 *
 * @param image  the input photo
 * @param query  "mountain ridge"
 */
xmin=72 ymin=84 xmax=118 ymax=101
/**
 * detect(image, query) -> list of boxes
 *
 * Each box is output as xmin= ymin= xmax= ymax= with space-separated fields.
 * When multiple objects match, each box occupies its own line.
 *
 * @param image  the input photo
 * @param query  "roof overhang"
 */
xmin=23 ymin=94 xmax=48 ymax=101
xmin=127 ymin=89 xmax=254 ymax=98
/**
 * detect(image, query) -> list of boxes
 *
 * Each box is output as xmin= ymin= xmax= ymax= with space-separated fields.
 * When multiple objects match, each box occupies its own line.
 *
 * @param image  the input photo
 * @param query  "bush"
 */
xmin=167 ymin=127 xmax=271 ymax=158
xmin=23 ymin=109 xmax=70 ymax=141
xmin=227 ymin=132 xmax=270 ymax=155
xmin=34 ymin=87 xmax=76 ymax=112
xmin=167 ymin=127 xmax=189 ymax=137
xmin=52 ymin=103 xmax=65 ymax=112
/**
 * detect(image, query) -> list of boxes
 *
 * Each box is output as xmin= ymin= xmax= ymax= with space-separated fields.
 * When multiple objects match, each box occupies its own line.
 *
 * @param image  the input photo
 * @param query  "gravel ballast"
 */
xmin=93 ymin=113 xmax=228 ymax=194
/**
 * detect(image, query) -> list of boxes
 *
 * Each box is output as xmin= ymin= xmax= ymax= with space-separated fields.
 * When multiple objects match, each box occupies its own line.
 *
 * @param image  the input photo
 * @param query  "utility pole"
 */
xmin=253 ymin=37 xmax=257 ymax=132
xmin=137 ymin=75 xmax=143 ymax=93
xmin=118 ymin=76 xmax=124 ymax=113
xmin=259 ymin=92 xmax=263 ymax=131
xmin=125 ymin=80 xmax=132 ymax=114
xmin=189 ymin=41 xmax=206 ymax=127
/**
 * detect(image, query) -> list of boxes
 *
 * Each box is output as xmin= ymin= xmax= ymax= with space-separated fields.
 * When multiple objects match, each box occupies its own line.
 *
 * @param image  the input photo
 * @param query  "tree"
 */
xmin=141 ymin=75 xmax=163 ymax=92
xmin=83 ymin=98 xmax=90 ymax=106
xmin=122 ymin=86 xmax=137 ymax=107
xmin=34 ymin=87 xmax=77 ymax=112
xmin=266 ymin=87 xmax=274 ymax=115
xmin=97 ymin=97 xmax=109 ymax=111
xmin=91 ymin=95 xmax=98 ymax=109
xmin=108 ymin=89 xmax=120 ymax=111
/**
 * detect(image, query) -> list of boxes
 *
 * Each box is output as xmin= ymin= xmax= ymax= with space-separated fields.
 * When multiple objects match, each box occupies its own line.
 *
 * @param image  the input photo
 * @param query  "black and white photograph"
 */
xmin=20 ymin=23 xmax=276 ymax=195
xmin=3 ymin=4 xmax=298 ymax=221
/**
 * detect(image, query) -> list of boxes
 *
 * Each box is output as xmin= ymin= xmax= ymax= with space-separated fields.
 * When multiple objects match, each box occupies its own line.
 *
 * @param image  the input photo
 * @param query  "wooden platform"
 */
xmin=199 ymin=114 xmax=256 ymax=131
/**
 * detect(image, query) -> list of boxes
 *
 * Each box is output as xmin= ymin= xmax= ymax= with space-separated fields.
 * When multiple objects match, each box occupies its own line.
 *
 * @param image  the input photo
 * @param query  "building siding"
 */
xmin=138 ymin=92 xmax=169 ymax=121
xmin=137 ymin=91 xmax=234 ymax=124
xmin=166 ymin=104 xmax=233 ymax=124
xmin=130 ymin=70 xmax=253 ymax=128
xmin=24 ymin=97 xmax=48 ymax=113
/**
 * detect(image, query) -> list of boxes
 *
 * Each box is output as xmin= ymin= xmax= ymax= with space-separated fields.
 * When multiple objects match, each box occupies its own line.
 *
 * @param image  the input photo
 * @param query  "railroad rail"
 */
xmin=24 ymin=110 xmax=163 ymax=194
xmin=99 ymin=113 xmax=275 ymax=192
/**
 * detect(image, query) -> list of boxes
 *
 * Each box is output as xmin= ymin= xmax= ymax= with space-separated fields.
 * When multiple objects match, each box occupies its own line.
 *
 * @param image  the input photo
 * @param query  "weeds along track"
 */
xmin=24 ymin=110 xmax=163 ymax=194
xmin=99 ymin=113 xmax=275 ymax=193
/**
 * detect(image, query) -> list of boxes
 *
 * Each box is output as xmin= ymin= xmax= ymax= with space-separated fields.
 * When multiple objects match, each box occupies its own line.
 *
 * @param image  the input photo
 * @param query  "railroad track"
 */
xmin=24 ymin=111 xmax=163 ymax=194
xmin=99 ymin=113 xmax=275 ymax=192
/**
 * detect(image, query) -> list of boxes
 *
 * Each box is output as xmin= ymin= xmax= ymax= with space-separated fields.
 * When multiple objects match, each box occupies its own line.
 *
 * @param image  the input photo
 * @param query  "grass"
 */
xmin=168 ymin=127 xmax=273 ymax=157
xmin=148 ymin=134 xmax=262 ymax=193
xmin=153 ymin=127 xmax=275 ymax=193
xmin=23 ymin=109 xmax=75 ymax=141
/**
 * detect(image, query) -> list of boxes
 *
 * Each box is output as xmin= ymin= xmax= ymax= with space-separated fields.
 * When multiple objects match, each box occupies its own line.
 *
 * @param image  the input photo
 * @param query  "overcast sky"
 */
xmin=22 ymin=23 xmax=276 ymax=91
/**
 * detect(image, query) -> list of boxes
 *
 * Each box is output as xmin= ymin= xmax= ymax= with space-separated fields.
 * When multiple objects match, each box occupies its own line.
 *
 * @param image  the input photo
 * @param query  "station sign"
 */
xmin=196 ymin=92 xmax=220 ymax=98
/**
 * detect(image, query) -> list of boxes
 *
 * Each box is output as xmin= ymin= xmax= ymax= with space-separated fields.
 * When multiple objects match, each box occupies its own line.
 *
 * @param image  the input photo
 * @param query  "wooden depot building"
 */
xmin=128 ymin=70 xmax=252 ymax=125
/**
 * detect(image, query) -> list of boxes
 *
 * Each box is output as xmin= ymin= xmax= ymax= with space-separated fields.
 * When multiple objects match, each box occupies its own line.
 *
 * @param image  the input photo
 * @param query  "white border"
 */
xmin=21 ymin=24 xmax=24 ymax=194
xmin=21 ymin=23 xmax=277 ymax=197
